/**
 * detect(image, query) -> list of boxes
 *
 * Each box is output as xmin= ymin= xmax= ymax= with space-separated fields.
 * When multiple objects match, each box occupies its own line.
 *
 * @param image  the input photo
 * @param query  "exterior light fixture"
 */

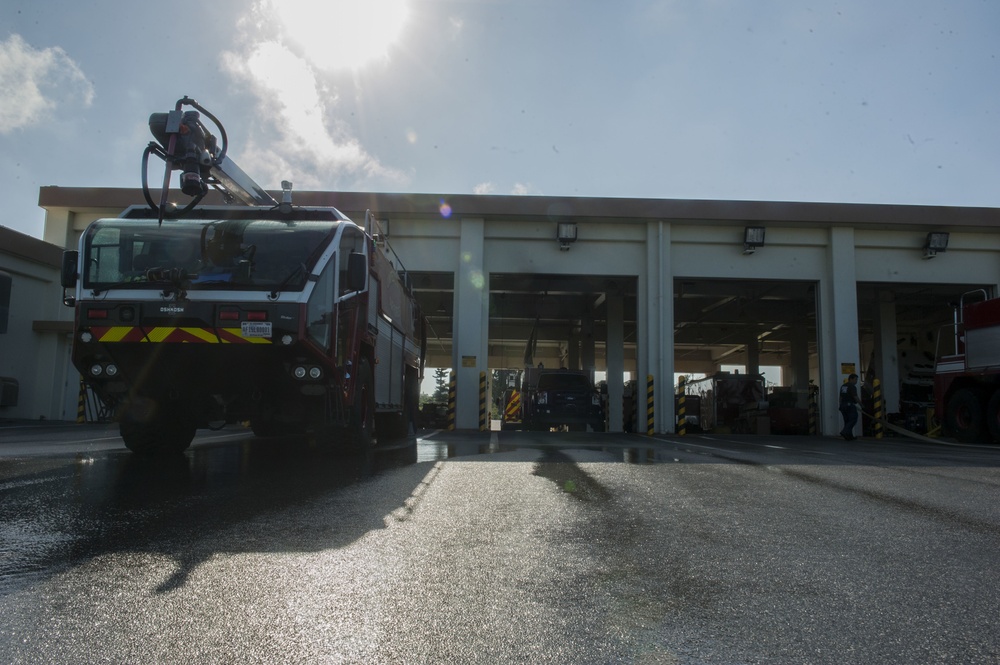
xmin=923 ymin=232 xmax=949 ymax=259
xmin=743 ymin=226 xmax=766 ymax=255
xmin=557 ymin=222 xmax=578 ymax=251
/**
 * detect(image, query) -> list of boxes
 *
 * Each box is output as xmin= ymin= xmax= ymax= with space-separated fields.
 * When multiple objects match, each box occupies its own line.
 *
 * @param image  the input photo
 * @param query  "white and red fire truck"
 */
xmin=60 ymin=97 xmax=425 ymax=456
xmin=934 ymin=289 xmax=1000 ymax=443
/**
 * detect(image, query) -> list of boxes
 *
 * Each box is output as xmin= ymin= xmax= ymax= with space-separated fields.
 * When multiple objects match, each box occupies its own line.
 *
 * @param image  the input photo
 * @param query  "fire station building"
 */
xmin=4 ymin=186 xmax=1000 ymax=437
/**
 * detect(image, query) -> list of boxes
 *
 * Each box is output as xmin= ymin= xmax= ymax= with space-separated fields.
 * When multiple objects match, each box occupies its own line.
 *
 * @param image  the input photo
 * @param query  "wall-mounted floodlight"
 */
xmin=923 ymin=231 xmax=949 ymax=259
xmin=743 ymin=226 xmax=766 ymax=255
xmin=557 ymin=222 xmax=578 ymax=251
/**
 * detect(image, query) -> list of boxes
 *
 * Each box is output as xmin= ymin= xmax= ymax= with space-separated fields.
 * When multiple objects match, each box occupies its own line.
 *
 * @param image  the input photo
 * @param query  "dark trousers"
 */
xmin=839 ymin=404 xmax=858 ymax=438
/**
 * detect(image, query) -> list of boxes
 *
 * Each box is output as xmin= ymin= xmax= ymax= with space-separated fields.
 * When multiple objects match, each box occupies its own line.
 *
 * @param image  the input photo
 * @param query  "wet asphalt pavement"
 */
xmin=1 ymin=422 xmax=999 ymax=664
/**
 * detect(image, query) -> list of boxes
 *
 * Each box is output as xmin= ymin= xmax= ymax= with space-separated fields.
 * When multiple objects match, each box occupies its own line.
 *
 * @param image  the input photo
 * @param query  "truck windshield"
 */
xmin=82 ymin=218 xmax=341 ymax=291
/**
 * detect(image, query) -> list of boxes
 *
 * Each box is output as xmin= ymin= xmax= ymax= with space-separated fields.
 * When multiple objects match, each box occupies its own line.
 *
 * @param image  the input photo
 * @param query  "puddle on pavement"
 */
xmin=416 ymin=434 xmax=663 ymax=465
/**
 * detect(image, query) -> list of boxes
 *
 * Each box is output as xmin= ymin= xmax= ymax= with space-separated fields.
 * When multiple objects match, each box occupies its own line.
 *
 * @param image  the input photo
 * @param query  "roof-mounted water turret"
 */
xmin=143 ymin=96 xmax=279 ymax=223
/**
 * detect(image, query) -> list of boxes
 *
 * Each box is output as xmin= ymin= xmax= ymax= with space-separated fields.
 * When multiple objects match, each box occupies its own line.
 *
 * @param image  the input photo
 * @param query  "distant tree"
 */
xmin=432 ymin=368 xmax=450 ymax=402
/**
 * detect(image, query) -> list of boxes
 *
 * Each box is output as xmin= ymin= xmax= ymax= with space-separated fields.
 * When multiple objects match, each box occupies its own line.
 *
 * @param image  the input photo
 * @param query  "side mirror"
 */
xmin=347 ymin=252 xmax=367 ymax=292
xmin=60 ymin=251 xmax=79 ymax=289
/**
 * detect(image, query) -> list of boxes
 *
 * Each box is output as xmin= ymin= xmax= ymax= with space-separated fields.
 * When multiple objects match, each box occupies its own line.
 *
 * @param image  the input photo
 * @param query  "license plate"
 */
xmin=241 ymin=321 xmax=273 ymax=338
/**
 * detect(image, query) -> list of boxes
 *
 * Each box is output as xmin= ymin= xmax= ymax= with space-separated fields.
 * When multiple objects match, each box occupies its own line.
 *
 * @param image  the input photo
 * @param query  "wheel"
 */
xmin=986 ymin=389 xmax=1000 ymax=442
xmin=350 ymin=358 xmax=375 ymax=450
xmin=945 ymin=388 xmax=985 ymax=443
xmin=120 ymin=417 xmax=195 ymax=455
xmin=377 ymin=368 xmax=419 ymax=443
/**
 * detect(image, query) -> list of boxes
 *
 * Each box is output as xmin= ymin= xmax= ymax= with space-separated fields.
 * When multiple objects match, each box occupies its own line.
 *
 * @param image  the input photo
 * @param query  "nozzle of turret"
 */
xmin=280 ymin=181 xmax=294 ymax=214
xmin=149 ymin=110 xmax=215 ymax=197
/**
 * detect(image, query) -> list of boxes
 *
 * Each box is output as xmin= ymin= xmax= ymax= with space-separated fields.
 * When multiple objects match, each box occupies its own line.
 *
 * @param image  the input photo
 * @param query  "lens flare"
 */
xmin=439 ymin=201 xmax=452 ymax=218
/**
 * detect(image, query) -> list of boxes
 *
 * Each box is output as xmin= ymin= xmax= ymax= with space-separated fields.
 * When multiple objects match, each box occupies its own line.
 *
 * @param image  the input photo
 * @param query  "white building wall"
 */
xmin=0 ymin=238 xmax=75 ymax=421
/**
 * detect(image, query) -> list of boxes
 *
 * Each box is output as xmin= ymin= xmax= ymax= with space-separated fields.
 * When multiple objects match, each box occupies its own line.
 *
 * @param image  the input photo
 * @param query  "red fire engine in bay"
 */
xmin=60 ymin=97 xmax=425 ymax=456
xmin=934 ymin=289 xmax=1000 ymax=443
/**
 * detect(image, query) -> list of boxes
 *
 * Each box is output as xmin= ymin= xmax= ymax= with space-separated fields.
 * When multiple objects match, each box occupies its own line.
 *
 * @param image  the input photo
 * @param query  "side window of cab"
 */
xmin=306 ymin=259 xmax=334 ymax=351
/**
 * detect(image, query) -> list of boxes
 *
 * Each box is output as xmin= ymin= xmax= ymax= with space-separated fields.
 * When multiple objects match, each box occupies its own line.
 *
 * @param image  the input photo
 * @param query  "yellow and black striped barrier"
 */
xmin=646 ymin=374 xmax=654 ymax=436
xmin=77 ymin=380 xmax=86 ymax=424
xmin=808 ymin=389 xmax=818 ymax=435
xmin=873 ymin=378 xmax=883 ymax=440
xmin=677 ymin=376 xmax=687 ymax=436
xmin=478 ymin=371 xmax=487 ymax=431
xmin=447 ymin=371 xmax=457 ymax=431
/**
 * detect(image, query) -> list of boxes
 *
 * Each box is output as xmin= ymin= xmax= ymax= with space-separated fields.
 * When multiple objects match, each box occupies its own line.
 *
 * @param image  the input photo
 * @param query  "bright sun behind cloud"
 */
xmin=269 ymin=0 xmax=410 ymax=71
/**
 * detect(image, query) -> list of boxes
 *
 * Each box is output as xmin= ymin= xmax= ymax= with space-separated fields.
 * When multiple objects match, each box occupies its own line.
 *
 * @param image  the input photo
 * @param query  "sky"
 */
xmin=1 ymin=0 xmax=998 ymax=240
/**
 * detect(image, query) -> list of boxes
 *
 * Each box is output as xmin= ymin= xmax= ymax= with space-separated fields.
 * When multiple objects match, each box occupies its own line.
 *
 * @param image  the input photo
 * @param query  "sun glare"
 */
xmin=270 ymin=0 xmax=410 ymax=71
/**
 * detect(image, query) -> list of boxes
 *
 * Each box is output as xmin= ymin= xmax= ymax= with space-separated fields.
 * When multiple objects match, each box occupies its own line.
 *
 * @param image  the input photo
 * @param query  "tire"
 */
xmin=986 ymin=389 xmax=1000 ymax=443
xmin=945 ymin=388 xmax=985 ymax=443
xmin=350 ymin=358 xmax=375 ymax=450
xmin=376 ymin=369 xmax=418 ymax=444
xmin=120 ymin=417 xmax=195 ymax=455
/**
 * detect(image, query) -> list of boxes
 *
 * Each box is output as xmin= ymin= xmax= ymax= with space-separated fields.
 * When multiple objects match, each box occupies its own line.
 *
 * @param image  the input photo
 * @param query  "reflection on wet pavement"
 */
xmin=416 ymin=430 xmax=661 ymax=465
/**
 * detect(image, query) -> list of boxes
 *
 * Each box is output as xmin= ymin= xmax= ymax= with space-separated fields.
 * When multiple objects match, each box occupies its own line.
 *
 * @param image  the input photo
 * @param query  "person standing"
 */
xmin=839 ymin=373 xmax=861 ymax=440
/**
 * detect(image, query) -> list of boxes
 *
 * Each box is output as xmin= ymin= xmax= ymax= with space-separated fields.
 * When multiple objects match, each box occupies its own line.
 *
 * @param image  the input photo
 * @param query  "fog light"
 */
xmin=90 ymin=364 xmax=103 ymax=377
xmin=308 ymin=366 xmax=322 ymax=380
xmin=281 ymin=334 xmax=293 ymax=346
xmin=80 ymin=331 xmax=93 ymax=343
xmin=293 ymin=366 xmax=307 ymax=379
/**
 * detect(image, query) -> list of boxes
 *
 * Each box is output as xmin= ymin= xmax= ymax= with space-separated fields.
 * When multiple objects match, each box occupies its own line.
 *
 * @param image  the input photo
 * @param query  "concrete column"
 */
xmin=874 ymin=291 xmax=901 ymax=414
xmin=789 ymin=326 xmax=810 ymax=408
xmin=639 ymin=221 xmax=673 ymax=433
xmin=607 ymin=292 xmax=625 ymax=432
xmin=818 ymin=227 xmax=860 ymax=436
xmin=42 ymin=210 xmax=74 ymax=248
xmin=581 ymin=316 xmax=595 ymax=372
xmin=567 ymin=329 xmax=580 ymax=370
xmin=452 ymin=217 xmax=487 ymax=429
xmin=746 ymin=333 xmax=760 ymax=377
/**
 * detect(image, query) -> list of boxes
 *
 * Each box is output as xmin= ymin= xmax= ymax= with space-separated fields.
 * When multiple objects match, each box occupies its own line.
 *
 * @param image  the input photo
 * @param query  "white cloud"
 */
xmin=220 ymin=3 xmax=409 ymax=190
xmin=221 ymin=40 xmax=406 ymax=189
xmin=474 ymin=182 xmax=534 ymax=196
xmin=0 ymin=34 xmax=94 ymax=133
xmin=265 ymin=0 xmax=410 ymax=72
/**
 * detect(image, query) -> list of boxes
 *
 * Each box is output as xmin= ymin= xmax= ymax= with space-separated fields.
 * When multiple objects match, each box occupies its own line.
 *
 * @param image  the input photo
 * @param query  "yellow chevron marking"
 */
xmin=98 ymin=326 xmax=135 ymax=342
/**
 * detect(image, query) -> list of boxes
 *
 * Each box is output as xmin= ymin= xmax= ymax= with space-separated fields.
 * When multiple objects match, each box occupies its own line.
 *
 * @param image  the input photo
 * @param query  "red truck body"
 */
xmin=933 ymin=291 xmax=1000 ymax=443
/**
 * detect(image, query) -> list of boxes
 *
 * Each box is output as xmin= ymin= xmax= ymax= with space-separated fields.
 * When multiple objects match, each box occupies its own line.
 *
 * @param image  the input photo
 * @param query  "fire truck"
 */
xmin=59 ymin=97 xmax=425 ymax=456
xmin=934 ymin=289 xmax=1000 ymax=443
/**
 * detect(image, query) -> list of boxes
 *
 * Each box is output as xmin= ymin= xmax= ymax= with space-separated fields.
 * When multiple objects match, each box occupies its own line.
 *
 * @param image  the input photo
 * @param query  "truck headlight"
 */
xmin=90 ymin=364 xmax=103 ymax=377
xmin=293 ymin=366 xmax=307 ymax=379
xmin=308 ymin=366 xmax=322 ymax=380
xmin=105 ymin=364 xmax=119 ymax=377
